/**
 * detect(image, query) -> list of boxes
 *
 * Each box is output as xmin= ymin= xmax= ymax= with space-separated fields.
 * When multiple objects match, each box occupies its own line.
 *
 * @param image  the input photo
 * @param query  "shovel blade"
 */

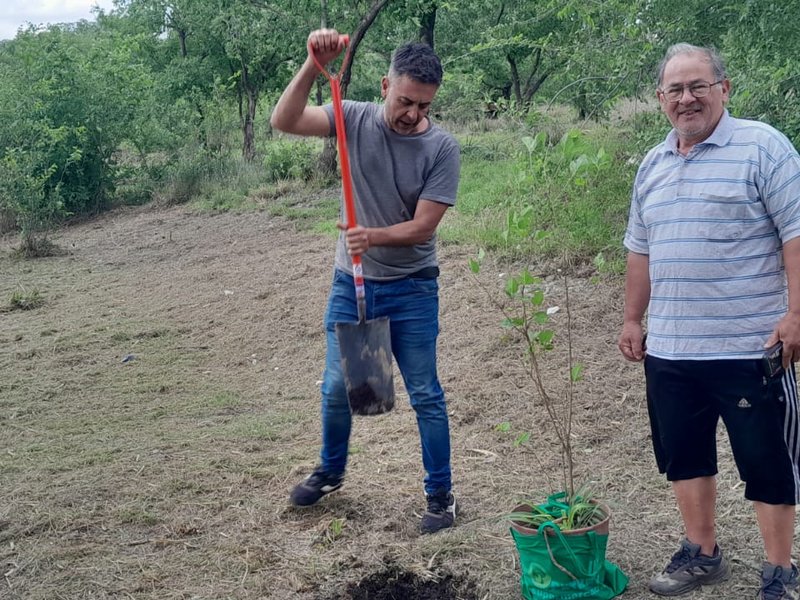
xmin=335 ymin=316 xmax=394 ymax=415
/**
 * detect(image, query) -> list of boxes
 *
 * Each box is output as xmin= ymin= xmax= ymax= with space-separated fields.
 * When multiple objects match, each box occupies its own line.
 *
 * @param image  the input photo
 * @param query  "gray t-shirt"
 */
xmin=324 ymin=100 xmax=460 ymax=280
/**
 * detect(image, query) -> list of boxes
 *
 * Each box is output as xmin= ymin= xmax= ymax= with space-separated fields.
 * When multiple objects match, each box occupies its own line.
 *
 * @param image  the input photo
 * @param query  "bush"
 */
xmin=263 ymin=140 xmax=317 ymax=182
xmin=156 ymin=150 xmax=234 ymax=206
xmin=8 ymin=289 xmax=44 ymax=311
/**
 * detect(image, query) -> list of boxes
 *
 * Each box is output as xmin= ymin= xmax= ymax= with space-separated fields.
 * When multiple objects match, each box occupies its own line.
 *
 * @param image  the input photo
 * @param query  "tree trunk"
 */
xmin=339 ymin=0 xmax=391 ymax=96
xmin=418 ymin=3 xmax=436 ymax=49
xmin=316 ymin=0 xmax=391 ymax=177
xmin=523 ymin=72 xmax=550 ymax=105
xmin=241 ymin=65 xmax=258 ymax=162
xmin=507 ymin=55 xmax=522 ymax=107
xmin=243 ymin=89 xmax=257 ymax=162
xmin=178 ymin=29 xmax=187 ymax=58
xmin=521 ymin=48 xmax=547 ymax=104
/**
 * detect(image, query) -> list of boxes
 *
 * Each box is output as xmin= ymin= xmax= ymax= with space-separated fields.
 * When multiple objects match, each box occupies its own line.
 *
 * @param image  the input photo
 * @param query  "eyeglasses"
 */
xmin=658 ymin=80 xmax=724 ymax=103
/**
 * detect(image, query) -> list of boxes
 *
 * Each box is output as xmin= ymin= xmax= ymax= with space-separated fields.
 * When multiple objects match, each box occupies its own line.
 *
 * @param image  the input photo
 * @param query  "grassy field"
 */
xmin=0 ymin=190 xmax=775 ymax=599
xmin=1 ymin=111 xmax=782 ymax=599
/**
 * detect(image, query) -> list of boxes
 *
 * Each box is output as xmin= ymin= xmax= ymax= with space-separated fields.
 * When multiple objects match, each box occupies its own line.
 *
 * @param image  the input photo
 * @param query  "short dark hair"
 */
xmin=657 ymin=43 xmax=726 ymax=86
xmin=389 ymin=42 xmax=443 ymax=86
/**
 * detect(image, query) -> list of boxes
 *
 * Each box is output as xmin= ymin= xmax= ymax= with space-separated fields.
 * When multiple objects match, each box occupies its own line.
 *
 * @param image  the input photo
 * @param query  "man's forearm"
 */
xmin=782 ymin=237 xmax=800 ymax=315
xmin=623 ymin=251 xmax=651 ymax=324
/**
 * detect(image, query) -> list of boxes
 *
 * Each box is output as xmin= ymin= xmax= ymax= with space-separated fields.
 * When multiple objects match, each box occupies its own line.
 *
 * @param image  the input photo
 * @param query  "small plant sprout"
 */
xmin=325 ymin=517 xmax=345 ymax=543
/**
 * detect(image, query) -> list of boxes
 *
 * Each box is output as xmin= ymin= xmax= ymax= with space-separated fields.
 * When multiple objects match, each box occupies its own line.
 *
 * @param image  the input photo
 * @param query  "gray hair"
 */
xmin=656 ymin=43 xmax=726 ymax=86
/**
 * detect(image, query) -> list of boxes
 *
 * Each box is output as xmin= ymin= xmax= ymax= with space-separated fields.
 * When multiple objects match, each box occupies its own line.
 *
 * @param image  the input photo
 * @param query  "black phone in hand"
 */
xmin=762 ymin=342 xmax=784 ymax=378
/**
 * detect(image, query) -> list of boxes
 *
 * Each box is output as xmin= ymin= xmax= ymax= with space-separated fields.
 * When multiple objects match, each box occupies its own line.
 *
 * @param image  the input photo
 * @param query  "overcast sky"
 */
xmin=0 ymin=0 xmax=117 ymax=41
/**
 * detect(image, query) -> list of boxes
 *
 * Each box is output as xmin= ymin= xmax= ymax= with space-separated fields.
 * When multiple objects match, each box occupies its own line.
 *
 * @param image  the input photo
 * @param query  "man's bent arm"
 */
xmin=368 ymin=200 xmax=449 ymax=246
xmin=270 ymin=58 xmax=331 ymax=136
xmin=339 ymin=200 xmax=450 ymax=256
xmin=270 ymin=30 xmax=344 ymax=136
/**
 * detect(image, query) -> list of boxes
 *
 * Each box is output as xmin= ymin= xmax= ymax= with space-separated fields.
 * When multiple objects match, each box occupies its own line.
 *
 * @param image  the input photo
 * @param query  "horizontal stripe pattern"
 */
xmin=624 ymin=111 xmax=800 ymax=359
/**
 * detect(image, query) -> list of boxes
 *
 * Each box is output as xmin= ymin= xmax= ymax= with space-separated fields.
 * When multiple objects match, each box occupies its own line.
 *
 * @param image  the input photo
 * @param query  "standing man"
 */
xmin=270 ymin=29 xmax=460 ymax=534
xmin=619 ymin=43 xmax=800 ymax=599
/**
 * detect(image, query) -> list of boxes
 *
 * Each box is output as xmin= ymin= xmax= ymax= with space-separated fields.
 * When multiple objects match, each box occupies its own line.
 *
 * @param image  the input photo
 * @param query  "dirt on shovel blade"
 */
xmin=336 ymin=316 xmax=394 ymax=415
xmin=347 ymin=382 xmax=394 ymax=415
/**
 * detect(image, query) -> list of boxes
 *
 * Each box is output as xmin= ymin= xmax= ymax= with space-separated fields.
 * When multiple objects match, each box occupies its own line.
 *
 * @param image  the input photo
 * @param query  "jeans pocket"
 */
xmin=408 ymin=277 xmax=439 ymax=294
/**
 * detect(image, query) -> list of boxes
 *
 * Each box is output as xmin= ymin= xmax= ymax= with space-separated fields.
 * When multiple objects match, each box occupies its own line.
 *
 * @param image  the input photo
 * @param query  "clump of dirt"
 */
xmin=329 ymin=565 xmax=479 ymax=600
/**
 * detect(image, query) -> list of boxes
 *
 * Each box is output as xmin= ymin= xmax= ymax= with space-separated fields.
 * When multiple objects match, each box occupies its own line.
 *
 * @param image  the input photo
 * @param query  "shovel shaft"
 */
xmin=309 ymin=35 xmax=365 ymax=321
xmin=329 ymin=78 xmax=366 ymax=321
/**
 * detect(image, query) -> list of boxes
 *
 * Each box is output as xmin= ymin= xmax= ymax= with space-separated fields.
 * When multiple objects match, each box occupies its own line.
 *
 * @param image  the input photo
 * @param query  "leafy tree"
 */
xmin=0 ymin=22 xmax=157 ymax=248
xmin=723 ymin=0 xmax=800 ymax=145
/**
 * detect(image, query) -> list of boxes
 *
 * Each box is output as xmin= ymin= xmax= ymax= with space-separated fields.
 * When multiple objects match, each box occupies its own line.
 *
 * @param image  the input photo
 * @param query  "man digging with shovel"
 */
xmin=270 ymin=29 xmax=460 ymax=534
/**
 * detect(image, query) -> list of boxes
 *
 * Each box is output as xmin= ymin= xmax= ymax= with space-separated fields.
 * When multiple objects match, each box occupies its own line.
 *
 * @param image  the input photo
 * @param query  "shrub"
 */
xmin=8 ymin=289 xmax=44 ymax=311
xmin=263 ymin=140 xmax=317 ymax=182
xmin=156 ymin=150 xmax=234 ymax=206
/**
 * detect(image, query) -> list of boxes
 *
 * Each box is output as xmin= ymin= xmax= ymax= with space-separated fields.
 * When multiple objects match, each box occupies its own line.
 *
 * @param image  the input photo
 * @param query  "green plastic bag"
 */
xmin=510 ymin=520 xmax=628 ymax=600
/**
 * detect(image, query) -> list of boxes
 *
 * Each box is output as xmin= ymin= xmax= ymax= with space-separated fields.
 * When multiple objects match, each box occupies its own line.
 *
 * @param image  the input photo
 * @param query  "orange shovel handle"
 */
xmin=308 ymin=35 xmax=366 ymax=321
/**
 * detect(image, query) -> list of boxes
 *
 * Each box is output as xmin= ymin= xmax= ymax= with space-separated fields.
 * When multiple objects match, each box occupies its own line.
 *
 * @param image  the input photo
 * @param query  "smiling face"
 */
xmin=381 ymin=74 xmax=438 ymax=135
xmin=658 ymin=51 xmax=730 ymax=153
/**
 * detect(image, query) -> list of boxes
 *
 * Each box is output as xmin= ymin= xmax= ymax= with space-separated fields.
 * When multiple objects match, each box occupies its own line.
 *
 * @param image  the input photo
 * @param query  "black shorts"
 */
xmin=645 ymin=355 xmax=800 ymax=505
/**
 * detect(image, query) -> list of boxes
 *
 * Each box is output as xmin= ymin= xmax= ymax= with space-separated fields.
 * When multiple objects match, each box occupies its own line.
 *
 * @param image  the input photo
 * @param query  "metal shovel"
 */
xmin=309 ymin=35 xmax=395 ymax=415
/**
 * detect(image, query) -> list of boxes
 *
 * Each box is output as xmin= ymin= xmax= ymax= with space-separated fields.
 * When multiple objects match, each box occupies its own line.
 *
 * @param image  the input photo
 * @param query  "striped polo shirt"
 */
xmin=624 ymin=110 xmax=800 ymax=360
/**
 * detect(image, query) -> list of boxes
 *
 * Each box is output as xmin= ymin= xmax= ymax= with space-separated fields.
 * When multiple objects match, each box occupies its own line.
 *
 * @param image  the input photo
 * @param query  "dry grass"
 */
xmin=0 ymin=201 xmax=782 ymax=599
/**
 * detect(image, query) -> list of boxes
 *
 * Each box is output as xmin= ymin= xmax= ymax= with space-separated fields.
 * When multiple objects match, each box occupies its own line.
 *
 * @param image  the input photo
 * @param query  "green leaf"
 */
xmin=537 ymin=330 xmax=554 ymax=347
xmin=533 ymin=311 xmax=549 ymax=324
xmin=502 ymin=317 xmax=524 ymax=328
xmin=519 ymin=269 xmax=537 ymax=285
xmin=513 ymin=431 xmax=531 ymax=446
xmin=495 ymin=421 xmax=512 ymax=433
xmin=505 ymin=278 xmax=519 ymax=296
xmin=570 ymin=364 xmax=584 ymax=382
xmin=521 ymin=135 xmax=536 ymax=154
xmin=468 ymin=258 xmax=481 ymax=273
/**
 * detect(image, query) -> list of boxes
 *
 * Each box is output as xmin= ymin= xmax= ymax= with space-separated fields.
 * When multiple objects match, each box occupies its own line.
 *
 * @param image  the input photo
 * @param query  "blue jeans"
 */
xmin=319 ymin=269 xmax=451 ymax=495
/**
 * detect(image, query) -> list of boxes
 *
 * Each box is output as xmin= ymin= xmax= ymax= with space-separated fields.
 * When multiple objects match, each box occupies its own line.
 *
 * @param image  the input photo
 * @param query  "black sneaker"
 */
xmin=289 ymin=468 xmax=343 ymax=507
xmin=420 ymin=487 xmax=456 ymax=534
xmin=760 ymin=562 xmax=799 ymax=600
xmin=648 ymin=538 xmax=730 ymax=596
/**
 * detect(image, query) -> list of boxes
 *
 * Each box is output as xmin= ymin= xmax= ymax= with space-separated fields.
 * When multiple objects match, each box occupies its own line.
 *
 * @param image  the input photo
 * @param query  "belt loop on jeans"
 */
xmin=407 ymin=266 xmax=440 ymax=279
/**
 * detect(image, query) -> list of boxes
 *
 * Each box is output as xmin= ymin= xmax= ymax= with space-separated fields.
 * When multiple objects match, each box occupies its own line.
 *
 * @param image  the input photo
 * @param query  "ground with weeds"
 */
xmin=0 ymin=198 xmax=785 ymax=599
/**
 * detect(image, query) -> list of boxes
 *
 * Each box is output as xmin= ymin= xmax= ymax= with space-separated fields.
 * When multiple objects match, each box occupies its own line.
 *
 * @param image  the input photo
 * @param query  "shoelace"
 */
xmin=665 ymin=545 xmax=694 ymax=574
xmin=760 ymin=569 xmax=790 ymax=600
xmin=426 ymin=494 xmax=449 ymax=514
xmin=306 ymin=470 xmax=336 ymax=487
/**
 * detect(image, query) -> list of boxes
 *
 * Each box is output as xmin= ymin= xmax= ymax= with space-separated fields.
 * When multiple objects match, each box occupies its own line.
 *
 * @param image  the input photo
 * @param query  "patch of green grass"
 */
xmin=267 ymin=195 xmax=338 ymax=228
xmin=7 ymin=288 xmax=44 ymax=311
xmin=208 ymin=391 xmax=242 ymax=409
xmin=439 ymin=157 xmax=519 ymax=249
xmin=217 ymin=411 xmax=306 ymax=442
xmin=163 ymin=478 xmax=207 ymax=495
xmin=117 ymin=506 xmax=160 ymax=526
xmin=194 ymin=187 xmax=257 ymax=212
